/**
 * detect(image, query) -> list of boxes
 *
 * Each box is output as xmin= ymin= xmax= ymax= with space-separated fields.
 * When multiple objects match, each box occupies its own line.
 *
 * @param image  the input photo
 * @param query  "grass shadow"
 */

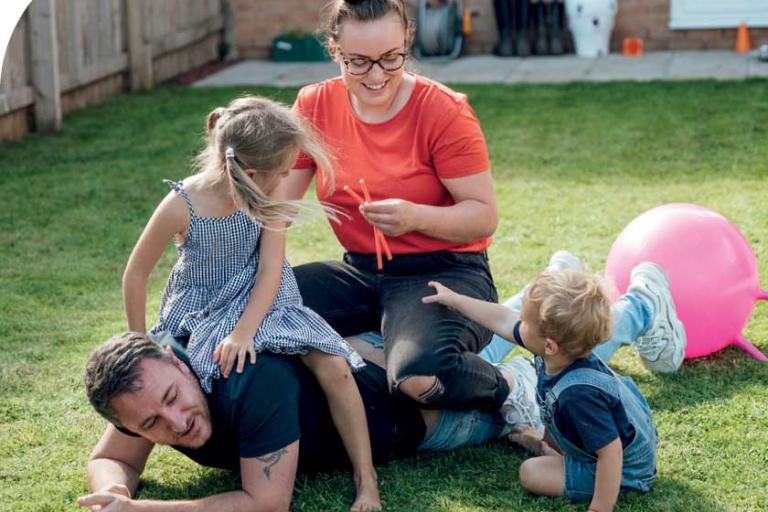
xmin=134 ymin=442 xmax=728 ymax=511
xmin=612 ymin=346 xmax=768 ymax=413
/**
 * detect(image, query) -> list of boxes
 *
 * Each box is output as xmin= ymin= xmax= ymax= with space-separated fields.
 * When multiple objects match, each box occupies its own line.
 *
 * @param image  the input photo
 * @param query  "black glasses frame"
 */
xmin=336 ymin=46 xmax=409 ymax=76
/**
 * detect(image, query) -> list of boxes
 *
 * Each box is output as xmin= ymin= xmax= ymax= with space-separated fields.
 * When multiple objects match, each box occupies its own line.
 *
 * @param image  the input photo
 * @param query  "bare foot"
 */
xmin=508 ymin=426 xmax=549 ymax=455
xmin=350 ymin=472 xmax=381 ymax=512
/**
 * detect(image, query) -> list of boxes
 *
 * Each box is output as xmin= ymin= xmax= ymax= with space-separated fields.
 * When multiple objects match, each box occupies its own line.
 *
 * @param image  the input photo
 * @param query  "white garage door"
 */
xmin=670 ymin=0 xmax=768 ymax=29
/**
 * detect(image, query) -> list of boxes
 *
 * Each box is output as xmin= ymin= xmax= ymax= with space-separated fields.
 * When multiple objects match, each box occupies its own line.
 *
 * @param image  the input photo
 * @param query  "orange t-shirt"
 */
xmin=293 ymin=74 xmax=491 ymax=255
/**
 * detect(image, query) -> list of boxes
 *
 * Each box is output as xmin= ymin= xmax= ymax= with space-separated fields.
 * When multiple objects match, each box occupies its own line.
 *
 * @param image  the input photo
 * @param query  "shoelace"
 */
xmin=505 ymin=375 xmax=538 ymax=426
xmin=636 ymin=332 xmax=672 ymax=362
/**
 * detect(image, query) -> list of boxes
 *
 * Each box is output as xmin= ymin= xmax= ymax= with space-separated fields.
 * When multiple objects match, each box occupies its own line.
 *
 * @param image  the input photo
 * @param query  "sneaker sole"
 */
xmin=547 ymin=250 xmax=583 ymax=273
xmin=631 ymin=264 xmax=686 ymax=373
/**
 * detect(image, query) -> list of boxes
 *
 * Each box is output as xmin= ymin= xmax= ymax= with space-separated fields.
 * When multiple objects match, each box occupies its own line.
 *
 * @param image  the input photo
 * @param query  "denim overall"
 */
xmin=536 ymin=357 xmax=658 ymax=502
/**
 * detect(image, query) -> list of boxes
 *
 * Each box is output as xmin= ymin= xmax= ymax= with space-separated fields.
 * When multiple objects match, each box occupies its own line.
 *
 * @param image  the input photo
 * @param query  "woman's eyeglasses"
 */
xmin=337 ymin=48 xmax=408 ymax=76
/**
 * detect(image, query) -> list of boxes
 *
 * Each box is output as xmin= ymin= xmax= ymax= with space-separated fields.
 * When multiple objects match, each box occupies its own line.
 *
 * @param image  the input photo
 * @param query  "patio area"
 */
xmin=194 ymin=50 xmax=768 ymax=87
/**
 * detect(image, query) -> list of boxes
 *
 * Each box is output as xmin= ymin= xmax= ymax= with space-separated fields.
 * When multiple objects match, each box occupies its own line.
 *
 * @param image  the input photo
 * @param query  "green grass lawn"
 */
xmin=1 ymin=79 xmax=767 ymax=511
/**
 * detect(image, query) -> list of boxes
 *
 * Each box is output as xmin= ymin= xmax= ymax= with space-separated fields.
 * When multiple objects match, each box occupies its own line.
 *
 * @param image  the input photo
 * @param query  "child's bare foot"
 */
xmin=351 ymin=472 xmax=381 ymax=512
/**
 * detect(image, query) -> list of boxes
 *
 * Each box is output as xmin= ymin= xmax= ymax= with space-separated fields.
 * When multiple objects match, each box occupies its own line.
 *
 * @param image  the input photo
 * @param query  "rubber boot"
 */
xmin=493 ymin=0 xmax=515 ymax=56
xmin=549 ymin=1 xmax=565 ymax=54
xmin=533 ymin=1 xmax=548 ymax=55
xmin=514 ymin=0 xmax=531 ymax=57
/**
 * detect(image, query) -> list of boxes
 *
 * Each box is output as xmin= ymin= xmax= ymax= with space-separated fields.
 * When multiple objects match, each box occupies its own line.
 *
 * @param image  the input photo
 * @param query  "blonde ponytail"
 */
xmin=223 ymin=147 xmax=299 ymax=226
xmin=196 ymin=96 xmax=344 ymax=228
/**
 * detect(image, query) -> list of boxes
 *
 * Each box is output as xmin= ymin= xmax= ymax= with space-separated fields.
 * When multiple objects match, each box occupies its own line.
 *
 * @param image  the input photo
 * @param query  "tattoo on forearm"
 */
xmin=256 ymin=447 xmax=288 ymax=479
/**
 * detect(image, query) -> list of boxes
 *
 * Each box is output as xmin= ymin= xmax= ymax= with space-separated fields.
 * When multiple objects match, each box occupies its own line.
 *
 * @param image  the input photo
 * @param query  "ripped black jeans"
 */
xmin=293 ymin=251 xmax=509 ymax=411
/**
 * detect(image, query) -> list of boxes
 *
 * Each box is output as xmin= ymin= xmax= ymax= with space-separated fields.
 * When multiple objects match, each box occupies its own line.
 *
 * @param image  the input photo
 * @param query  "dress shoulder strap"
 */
xmin=163 ymin=179 xmax=196 ymax=216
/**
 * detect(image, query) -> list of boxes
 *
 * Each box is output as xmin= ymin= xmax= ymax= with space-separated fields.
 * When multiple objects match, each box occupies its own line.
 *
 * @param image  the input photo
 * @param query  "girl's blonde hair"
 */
xmin=525 ymin=270 xmax=612 ymax=358
xmin=196 ymin=96 xmax=338 ymax=226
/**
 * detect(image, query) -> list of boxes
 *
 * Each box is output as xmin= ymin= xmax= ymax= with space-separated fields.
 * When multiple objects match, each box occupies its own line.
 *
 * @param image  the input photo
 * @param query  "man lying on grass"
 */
xmin=78 ymin=332 xmax=538 ymax=511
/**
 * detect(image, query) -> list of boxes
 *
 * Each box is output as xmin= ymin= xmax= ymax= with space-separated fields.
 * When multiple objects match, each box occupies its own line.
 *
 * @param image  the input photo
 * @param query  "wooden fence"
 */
xmin=0 ymin=0 xmax=232 ymax=141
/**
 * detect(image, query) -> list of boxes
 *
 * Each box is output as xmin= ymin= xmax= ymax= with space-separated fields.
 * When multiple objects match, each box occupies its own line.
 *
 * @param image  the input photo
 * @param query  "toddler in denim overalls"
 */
xmin=533 ymin=354 xmax=657 ymax=503
xmin=507 ymin=266 xmax=662 ymax=511
xmin=423 ymin=255 xmax=684 ymax=511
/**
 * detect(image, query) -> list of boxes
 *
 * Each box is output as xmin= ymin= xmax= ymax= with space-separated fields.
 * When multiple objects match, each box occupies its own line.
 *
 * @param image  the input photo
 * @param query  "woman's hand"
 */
xmin=214 ymin=331 xmax=257 ymax=378
xmin=359 ymin=199 xmax=422 ymax=237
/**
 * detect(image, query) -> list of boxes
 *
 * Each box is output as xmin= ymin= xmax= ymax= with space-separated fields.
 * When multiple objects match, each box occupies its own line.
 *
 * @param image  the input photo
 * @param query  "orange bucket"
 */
xmin=623 ymin=37 xmax=643 ymax=57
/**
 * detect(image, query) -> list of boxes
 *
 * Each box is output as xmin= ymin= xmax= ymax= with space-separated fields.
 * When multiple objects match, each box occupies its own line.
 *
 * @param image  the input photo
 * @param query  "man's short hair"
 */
xmin=84 ymin=332 xmax=172 ymax=426
xmin=525 ymin=270 xmax=612 ymax=358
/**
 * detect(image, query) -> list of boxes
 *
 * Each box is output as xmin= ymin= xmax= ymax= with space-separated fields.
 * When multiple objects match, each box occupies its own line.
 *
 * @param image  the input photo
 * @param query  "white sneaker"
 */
xmin=628 ymin=262 xmax=686 ymax=373
xmin=505 ymin=250 xmax=585 ymax=313
xmin=546 ymin=250 xmax=584 ymax=273
xmin=497 ymin=356 xmax=544 ymax=434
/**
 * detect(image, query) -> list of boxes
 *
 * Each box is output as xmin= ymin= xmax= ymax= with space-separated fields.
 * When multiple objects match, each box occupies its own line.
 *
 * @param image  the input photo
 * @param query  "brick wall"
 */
xmin=613 ymin=0 xmax=768 ymax=51
xmin=234 ymin=0 xmax=768 ymax=57
xmin=233 ymin=0 xmax=328 ymax=58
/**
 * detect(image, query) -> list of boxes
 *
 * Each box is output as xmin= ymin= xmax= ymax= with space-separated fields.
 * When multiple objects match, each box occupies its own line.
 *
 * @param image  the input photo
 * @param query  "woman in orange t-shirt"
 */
xmin=287 ymin=0 xmax=512 ymax=413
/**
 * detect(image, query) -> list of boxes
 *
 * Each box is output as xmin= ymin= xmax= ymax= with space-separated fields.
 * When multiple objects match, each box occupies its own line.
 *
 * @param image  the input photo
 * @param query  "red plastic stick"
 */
xmin=359 ymin=179 xmax=393 ymax=262
xmin=359 ymin=180 xmax=384 ymax=269
xmin=343 ymin=185 xmax=365 ymax=205
xmin=358 ymin=179 xmax=374 ymax=204
xmin=373 ymin=227 xmax=383 ymax=269
xmin=378 ymin=230 xmax=393 ymax=261
xmin=346 ymin=183 xmax=384 ymax=269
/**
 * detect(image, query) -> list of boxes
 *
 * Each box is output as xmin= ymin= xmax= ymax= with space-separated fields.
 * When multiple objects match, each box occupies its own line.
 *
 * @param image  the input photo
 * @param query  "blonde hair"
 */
xmin=525 ymin=270 xmax=612 ymax=358
xmin=196 ymin=96 xmax=339 ymax=227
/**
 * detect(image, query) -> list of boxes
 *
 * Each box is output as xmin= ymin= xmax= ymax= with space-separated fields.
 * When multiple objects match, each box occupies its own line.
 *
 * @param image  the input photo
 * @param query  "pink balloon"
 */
xmin=605 ymin=204 xmax=767 ymax=361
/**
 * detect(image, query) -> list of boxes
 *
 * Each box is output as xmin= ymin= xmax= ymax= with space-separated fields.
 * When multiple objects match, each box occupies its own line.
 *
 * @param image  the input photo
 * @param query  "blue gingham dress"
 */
xmin=150 ymin=180 xmax=364 ymax=392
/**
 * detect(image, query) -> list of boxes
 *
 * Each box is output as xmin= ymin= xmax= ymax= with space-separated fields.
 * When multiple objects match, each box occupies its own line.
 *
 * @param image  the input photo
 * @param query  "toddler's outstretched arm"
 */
xmin=123 ymin=192 xmax=189 ymax=332
xmin=422 ymin=281 xmax=519 ymax=340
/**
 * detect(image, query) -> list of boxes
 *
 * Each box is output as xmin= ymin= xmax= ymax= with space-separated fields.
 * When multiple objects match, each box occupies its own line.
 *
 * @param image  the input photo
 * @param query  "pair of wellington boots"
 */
xmin=493 ymin=0 xmax=565 ymax=57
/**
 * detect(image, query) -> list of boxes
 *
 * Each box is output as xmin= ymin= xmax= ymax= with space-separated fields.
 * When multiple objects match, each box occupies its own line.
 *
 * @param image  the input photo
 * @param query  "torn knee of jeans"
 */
xmin=419 ymin=378 xmax=445 ymax=403
xmin=395 ymin=375 xmax=445 ymax=404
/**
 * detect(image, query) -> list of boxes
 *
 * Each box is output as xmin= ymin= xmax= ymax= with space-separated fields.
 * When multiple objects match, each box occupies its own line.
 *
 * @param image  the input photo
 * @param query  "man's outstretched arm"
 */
xmin=79 ymin=440 xmax=299 ymax=512
xmin=86 ymin=424 xmax=155 ymax=499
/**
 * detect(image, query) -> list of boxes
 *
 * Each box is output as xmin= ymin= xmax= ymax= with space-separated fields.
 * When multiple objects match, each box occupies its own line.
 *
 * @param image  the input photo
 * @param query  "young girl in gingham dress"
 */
xmin=122 ymin=96 xmax=380 ymax=511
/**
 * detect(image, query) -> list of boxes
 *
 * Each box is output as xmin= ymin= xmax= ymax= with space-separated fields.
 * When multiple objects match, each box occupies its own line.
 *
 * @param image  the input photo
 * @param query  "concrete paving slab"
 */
xmin=193 ymin=61 xmax=337 ymax=87
xmin=747 ymin=57 xmax=768 ymax=78
xmin=193 ymin=51 xmax=767 ymax=88
xmin=587 ymin=52 xmax=674 ymax=81
xmin=668 ymin=51 xmax=748 ymax=81
xmin=507 ymin=55 xmax=593 ymax=83
xmin=405 ymin=61 xmax=445 ymax=81
xmin=420 ymin=55 xmax=517 ymax=83
xmin=268 ymin=62 xmax=340 ymax=87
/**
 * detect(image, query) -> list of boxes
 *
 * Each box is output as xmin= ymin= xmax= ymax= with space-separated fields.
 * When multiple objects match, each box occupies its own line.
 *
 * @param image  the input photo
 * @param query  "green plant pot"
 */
xmin=272 ymin=35 xmax=328 ymax=62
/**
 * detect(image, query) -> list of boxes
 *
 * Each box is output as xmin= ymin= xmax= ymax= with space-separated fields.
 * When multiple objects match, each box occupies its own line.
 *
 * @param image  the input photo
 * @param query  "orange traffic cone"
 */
xmin=736 ymin=22 xmax=751 ymax=53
